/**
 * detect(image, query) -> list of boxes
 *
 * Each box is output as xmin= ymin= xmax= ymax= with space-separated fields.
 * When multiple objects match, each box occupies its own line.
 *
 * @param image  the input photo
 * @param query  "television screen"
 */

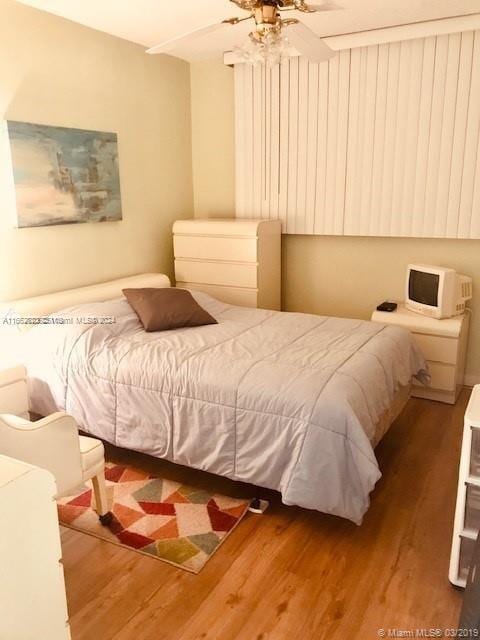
xmin=409 ymin=269 xmax=440 ymax=307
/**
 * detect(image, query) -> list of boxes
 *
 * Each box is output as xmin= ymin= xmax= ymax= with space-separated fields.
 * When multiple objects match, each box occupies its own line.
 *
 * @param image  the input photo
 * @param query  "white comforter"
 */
xmin=25 ymin=292 xmax=426 ymax=524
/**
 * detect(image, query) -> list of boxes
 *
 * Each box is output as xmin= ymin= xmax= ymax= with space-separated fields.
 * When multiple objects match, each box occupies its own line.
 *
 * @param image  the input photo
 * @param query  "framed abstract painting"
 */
xmin=6 ymin=121 xmax=122 ymax=228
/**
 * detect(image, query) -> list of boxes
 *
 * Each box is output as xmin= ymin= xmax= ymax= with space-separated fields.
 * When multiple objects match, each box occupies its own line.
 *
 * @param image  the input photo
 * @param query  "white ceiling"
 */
xmin=17 ymin=0 xmax=480 ymax=62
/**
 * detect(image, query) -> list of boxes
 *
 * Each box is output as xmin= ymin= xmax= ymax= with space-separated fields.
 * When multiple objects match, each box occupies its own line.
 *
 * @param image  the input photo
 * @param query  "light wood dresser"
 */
xmin=372 ymin=303 xmax=470 ymax=405
xmin=173 ymin=219 xmax=281 ymax=310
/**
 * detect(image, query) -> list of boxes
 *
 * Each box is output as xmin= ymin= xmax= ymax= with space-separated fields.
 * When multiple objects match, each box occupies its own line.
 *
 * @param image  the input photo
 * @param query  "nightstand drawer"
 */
xmin=175 ymin=259 xmax=258 ymax=289
xmin=414 ymin=362 xmax=457 ymax=392
xmin=174 ymin=236 xmax=258 ymax=263
xmin=413 ymin=333 xmax=458 ymax=365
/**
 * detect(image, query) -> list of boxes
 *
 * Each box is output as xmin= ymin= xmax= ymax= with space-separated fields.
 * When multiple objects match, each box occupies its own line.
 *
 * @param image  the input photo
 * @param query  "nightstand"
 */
xmin=371 ymin=304 xmax=470 ymax=405
xmin=0 ymin=365 xmax=29 ymax=418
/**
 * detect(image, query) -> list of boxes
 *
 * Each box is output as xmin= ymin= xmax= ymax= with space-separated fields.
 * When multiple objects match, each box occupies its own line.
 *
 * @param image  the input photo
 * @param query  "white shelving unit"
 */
xmin=449 ymin=385 xmax=480 ymax=587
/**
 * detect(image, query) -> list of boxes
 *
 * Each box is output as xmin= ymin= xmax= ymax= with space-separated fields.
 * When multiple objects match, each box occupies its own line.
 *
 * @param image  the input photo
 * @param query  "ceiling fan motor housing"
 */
xmin=254 ymin=5 xmax=278 ymax=26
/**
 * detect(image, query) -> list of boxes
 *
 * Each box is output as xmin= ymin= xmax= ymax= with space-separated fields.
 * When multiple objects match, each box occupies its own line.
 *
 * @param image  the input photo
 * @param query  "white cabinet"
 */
xmin=173 ymin=219 xmax=281 ymax=310
xmin=450 ymin=386 xmax=480 ymax=587
xmin=0 ymin=455 xmax=70 ymax=639
xmin=371 ymin=304 xmax=470 ymax=405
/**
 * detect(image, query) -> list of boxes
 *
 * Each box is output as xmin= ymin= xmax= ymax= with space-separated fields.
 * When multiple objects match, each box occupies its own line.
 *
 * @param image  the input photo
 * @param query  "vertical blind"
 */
xmin=234 ymin=30 xmax=480 ymax=238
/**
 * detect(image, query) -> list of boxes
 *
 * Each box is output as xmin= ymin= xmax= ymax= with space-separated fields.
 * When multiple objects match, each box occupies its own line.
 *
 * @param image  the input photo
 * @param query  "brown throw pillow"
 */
xmin=122 ymin=287 xmax=217 ymax=332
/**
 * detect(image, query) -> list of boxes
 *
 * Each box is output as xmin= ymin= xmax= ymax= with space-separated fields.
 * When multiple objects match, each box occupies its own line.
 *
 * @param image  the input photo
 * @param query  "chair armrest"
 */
xmin=0 ymin=366 xmax=28 ymax=418
xmin=0 ymin=412 xmax=84 ymax=495
xmin=0 ymin=412 xmax=72 ymax=431
xmin=0 ymin=365 xmax=27 ymax=389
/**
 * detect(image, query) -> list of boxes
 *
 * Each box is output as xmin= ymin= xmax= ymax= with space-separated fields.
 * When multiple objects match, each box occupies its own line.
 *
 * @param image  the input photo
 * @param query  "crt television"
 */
xmin=406 ymin=264 xmax=472 ymax=319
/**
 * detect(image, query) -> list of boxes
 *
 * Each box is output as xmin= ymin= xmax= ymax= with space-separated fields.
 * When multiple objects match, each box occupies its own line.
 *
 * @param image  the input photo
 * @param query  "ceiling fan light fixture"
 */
xmin=234 ymin=29 xmax=290 ymax=66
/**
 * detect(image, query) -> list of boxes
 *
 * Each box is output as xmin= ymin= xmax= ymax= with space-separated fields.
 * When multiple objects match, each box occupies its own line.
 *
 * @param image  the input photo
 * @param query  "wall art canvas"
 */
xmin=7 ymin=121 xmax=122 ymax=228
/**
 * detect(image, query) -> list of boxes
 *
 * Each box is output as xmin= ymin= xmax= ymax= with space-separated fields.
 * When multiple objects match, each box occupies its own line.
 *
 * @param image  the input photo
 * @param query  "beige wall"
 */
xmin=1 ymin=6 xmax=478 ymax=380
xmin=190 ymin=62 xmax=235 ymax=219
xmin=0 ymin=0 xmax=193 ymax=302
xmin=190 ymin=61 xmax=480 ymax=381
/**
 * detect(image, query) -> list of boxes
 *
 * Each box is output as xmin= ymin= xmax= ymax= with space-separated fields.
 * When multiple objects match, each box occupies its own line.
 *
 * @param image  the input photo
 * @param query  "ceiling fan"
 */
xmin=147 ymin=0 xmax=342 ymax=65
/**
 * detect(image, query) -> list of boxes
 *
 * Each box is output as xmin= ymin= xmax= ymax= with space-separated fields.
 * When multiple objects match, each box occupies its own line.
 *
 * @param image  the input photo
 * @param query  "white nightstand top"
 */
xmin=0 ymin=454 xmax=38 ymax=487
xmin=371 ymin=303 xmax=467 ymax=338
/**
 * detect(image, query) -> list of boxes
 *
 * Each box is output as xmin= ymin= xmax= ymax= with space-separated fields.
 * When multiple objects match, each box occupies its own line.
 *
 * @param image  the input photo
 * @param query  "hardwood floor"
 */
xmin=61 ymin=390 xmax=468 ymax=640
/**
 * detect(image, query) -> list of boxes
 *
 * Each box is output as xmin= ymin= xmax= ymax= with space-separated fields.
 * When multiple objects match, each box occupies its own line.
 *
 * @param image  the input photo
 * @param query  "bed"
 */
xmin=4 ymin=273 xmax=427 ymax=525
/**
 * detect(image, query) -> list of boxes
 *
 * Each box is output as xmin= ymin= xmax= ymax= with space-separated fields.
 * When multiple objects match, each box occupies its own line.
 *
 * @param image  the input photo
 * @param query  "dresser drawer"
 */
xmin=174 ymin=236 xmax=258 ymax=263
xmin=413 ymin=361 xmax=457 ymax=392
xmin=178 ymin=283 xmax=258 ymax=308
xmin=413 ymin=333 xmax=458 ymax=365
xmin=175 ymin=260 xmax=258 ymax=289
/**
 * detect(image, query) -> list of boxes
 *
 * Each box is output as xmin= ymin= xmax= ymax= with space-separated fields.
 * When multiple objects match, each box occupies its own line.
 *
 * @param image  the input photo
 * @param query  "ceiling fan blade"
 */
xmin=147 ymin=22 xmax=229 ymax=55
xmin=301 ymin=2 xmax=343 ymax=11
xmin=286 ymin=21 xmax=335 ymax=63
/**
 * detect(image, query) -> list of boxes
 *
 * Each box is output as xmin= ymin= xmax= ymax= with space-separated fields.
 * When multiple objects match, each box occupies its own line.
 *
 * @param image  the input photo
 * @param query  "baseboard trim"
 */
xmin=464 ymin=374 xmax=480 ymax=388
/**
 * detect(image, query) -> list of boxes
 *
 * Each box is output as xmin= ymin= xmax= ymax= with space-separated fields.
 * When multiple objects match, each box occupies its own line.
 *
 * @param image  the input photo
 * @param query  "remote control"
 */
xmin=377 ymin=301 xmax=398 ymax=313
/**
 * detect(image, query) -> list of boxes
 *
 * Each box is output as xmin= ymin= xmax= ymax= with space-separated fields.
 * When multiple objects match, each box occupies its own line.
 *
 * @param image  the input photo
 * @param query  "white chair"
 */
xmin=0 ymin=412 xmax=112 ymax=525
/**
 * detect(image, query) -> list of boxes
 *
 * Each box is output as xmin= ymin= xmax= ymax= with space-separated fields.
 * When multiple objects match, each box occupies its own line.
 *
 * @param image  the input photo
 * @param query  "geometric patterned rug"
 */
xmin=57 ymin=463 xmax=251 ymax=573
